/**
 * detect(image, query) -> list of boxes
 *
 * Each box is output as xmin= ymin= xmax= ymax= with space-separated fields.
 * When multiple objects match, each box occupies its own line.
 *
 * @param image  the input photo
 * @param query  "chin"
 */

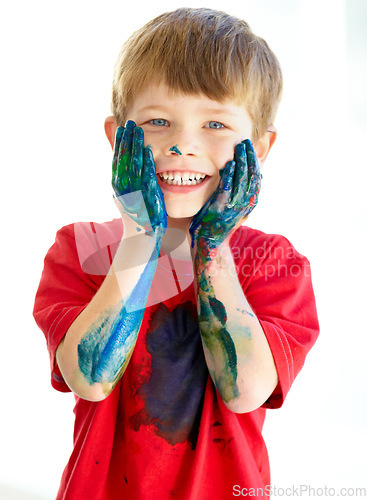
xmin=163 ymin=190 xmax=212 ymax=219
xmin=165 ymin=200 xmax=202 ymax=219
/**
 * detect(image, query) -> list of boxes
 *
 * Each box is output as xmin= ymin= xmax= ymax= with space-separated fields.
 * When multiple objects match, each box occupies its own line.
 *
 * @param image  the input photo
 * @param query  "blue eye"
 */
xmin=150 ymin=118 xmax=168 ymax=126
xmin=208 ymin=121 xmax=224 ymax=129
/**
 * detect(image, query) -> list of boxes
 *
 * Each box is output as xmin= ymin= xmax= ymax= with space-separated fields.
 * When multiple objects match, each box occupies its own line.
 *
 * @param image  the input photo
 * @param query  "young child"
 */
xmin=33 ymin=8 xmax=319 ymax=500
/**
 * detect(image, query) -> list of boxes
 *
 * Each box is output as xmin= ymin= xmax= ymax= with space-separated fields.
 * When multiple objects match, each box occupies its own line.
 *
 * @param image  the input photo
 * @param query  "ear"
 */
xmin=104 ymin=116 xmax=118 ymax=150
xmin=253 ymin=126 xmax=277 ymax=166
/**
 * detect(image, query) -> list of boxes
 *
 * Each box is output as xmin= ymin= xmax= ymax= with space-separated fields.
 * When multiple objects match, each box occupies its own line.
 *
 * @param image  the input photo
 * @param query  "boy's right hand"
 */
xmin=112 ymin=120 xmax=167 ymax=239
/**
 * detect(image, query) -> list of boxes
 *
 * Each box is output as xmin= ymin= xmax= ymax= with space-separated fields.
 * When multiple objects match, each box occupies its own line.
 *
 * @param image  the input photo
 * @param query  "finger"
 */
xmin=131 ymin=125 xmax=144 ymax=191
xmin=112 ymin=127 xmax=124 ymax=191
xmin=141 ymin=146 xmax=155 ymax=197
xmin=142 ymin=147 xmax=166 ymax=220
xmin=113 ymin=126 xmax=124 ymax=159
xmin=117 ymin=121 xmax=134 ymax=192
xmin=243 ymin=139 xmax=261 ymax=196
xmin=232 ymin=142 xmax=249 ymax=202
xmin=120 ymin=120 xmax=135 ymax=160
xmin=141 ymin=146 xmax=155 ymax=184
xmin=218 ymin=160 xmax=236 ymax=205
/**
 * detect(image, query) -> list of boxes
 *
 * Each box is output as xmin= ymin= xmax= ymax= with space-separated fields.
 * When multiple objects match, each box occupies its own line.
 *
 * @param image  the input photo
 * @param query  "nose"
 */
xmin=163 ymin=128 xmax=200 ymax=157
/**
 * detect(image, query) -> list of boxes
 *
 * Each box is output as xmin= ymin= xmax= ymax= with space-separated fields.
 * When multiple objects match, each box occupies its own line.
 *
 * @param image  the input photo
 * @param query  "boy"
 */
xmin=33 ymin=8 xmax=319 ymax=500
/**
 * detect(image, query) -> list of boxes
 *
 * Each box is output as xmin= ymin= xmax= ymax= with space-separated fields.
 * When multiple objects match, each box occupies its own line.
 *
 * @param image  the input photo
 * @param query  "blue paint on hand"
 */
xmin=189 ymin=139 xmax=261 ymax=251
xmin=112 ymin=121 xmax=167 ymax=238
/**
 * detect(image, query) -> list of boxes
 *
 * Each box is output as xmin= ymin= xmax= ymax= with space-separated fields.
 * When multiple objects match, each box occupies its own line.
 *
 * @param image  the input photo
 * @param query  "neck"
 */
xmin=166 ymin=216 xmax=192 ymax=232
xmin=161 ymin=216 xmax=193 ymax=254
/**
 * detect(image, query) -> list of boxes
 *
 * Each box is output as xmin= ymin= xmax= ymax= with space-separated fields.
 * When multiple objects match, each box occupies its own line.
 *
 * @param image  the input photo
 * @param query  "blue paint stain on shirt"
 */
xmin=129 ymin=302 xmax=208 ymax=449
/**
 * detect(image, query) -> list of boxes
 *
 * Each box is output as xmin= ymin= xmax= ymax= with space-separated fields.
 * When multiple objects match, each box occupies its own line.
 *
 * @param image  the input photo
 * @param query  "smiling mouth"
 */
xmin=158 ymin=171 xmax=207 ymax=186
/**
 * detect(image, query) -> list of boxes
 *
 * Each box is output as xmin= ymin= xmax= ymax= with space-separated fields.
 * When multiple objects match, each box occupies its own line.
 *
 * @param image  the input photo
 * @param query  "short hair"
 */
xmin=111 ymin=8 xmax=283 ymax=143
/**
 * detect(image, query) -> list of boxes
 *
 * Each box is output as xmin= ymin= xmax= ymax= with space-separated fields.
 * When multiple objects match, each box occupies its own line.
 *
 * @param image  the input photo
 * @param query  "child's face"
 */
xmin=125 ymin=82 xmax=254 ymax=219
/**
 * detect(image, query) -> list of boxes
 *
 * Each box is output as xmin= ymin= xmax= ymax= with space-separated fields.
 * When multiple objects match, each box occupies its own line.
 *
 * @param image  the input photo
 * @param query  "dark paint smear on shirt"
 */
xmin=129 ymin=302 xmax=208 ymax=449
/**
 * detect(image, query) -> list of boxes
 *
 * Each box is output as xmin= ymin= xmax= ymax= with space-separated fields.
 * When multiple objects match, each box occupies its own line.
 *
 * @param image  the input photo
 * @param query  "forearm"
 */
xmin=56 ymin=226 xmax=160 ymax=401
xmin=194 ymin=242 xmax=278 ymax=413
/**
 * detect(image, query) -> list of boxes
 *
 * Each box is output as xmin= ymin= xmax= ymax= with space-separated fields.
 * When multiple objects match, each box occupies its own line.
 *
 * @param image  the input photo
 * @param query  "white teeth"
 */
xmin=158 ymin=170 xmax=207 ymax=186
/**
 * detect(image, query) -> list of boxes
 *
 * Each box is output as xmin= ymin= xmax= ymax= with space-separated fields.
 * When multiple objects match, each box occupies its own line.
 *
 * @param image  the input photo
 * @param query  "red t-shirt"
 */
xmin=33 ymin=219 xmax=319 ymax=500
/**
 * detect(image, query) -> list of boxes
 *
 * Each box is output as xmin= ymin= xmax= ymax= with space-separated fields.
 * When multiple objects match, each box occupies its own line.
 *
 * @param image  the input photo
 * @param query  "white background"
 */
xmin=1 ymin=0 xmax=366 ymax=498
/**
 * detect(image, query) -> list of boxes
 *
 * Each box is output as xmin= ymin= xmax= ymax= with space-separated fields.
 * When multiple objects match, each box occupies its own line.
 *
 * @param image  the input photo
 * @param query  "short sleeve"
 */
xmin=231 ymin=226 xmax=319 ymax=409
xmin=33 ymin=219 xmax=123 ymax=392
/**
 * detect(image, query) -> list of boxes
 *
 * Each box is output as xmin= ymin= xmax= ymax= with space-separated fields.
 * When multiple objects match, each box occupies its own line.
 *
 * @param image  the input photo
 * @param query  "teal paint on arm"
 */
xmin=197 ymin=269 xmax=239 ymax=402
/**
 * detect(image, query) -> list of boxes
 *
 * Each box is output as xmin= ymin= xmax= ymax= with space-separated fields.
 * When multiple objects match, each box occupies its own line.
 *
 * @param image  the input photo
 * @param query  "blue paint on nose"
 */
xmin=169 ymin=145 xmax=182 ymax=155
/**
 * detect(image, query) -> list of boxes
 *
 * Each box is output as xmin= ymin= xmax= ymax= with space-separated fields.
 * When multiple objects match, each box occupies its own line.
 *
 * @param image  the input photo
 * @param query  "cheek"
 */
xmin=141 ymin=127 xmax=171 ymax=152
xmin=209 ymin=138 xmax=238 ymax=169
xmin=141 ymin=129 xmax=156 ymax=150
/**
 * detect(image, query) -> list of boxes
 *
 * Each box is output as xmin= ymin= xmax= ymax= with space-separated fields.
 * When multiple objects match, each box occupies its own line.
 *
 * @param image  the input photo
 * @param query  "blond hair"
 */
xmin=111 ymin=8 xmax=282 ymax=142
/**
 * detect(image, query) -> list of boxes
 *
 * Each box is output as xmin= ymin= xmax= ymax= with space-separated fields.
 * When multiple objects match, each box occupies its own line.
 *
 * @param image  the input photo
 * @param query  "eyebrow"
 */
xmin=137 ymin=105 xmax=240 ymax=117
xmin=200 ymin=107 xmax=241 ymax=116
xmin=137 ymin=105 xmax=170 ymax=113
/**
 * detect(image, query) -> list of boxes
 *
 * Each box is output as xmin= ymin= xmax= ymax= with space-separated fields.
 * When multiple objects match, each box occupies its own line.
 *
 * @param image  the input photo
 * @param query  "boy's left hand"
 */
xmin=189 ymin=139 xmax=261 ymax=258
